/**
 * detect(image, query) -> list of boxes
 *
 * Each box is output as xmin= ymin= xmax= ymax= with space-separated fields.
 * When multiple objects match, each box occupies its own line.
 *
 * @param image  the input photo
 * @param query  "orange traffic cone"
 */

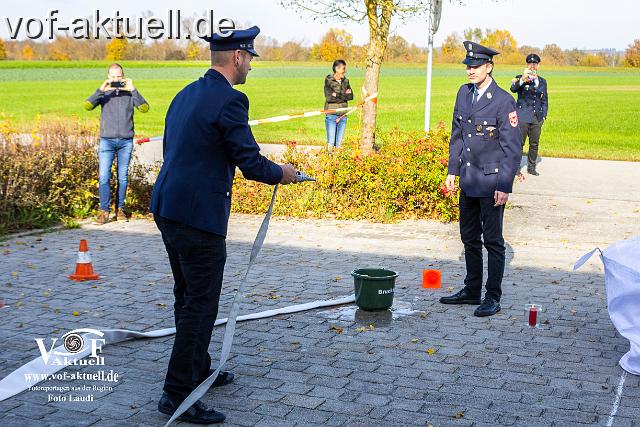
xmin=69 ymin=239 xmax=100 ymax=281
xmin=422 ymin=269 xmax=441 ymax=289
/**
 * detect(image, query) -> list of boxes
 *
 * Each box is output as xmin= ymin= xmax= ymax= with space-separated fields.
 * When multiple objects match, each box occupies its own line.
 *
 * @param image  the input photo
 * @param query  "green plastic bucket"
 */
xmin=351 ymin=268 xmax=398 ymax=311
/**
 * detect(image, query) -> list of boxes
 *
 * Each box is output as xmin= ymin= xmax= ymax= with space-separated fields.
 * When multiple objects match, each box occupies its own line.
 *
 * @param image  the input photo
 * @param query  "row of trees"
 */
xmin=257 ymin=29 xmax=427 ymax=62
xmin=441 ymin=29 xmax=631 ymax=67
xmin=0 ymin=37 xmax=208 ymax=61
xmin=0 ymin=30 xmax=424 ymax=63
xmin=2 ymin=32 xmax=638 ymax=67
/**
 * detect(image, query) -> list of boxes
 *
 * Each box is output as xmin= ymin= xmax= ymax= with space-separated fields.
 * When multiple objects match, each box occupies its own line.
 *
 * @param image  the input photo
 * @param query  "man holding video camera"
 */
xmin=510 ymin=53 xmax=548 ymax=176
xmin=85 ymin=63 xmax=150 ymax=224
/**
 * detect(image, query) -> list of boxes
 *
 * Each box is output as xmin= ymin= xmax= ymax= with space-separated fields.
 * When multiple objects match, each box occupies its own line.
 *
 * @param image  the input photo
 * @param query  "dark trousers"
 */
xmin=154 ymin=214 xmax=227 ymax=402
xmin=519 ymin=117 xmax=543 ymax=171
xmin=459 ymin=192 xmax=505 ymax=301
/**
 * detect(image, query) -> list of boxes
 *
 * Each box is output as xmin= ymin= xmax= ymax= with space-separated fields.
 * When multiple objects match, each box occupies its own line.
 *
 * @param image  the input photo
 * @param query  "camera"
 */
xmin=110 ymin=81 xmax=126 ymax=88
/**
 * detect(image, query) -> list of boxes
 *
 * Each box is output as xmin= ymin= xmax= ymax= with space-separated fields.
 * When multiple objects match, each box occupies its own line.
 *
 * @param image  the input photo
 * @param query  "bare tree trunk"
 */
xmin=361 ymin=41 xmax=382 ymax=152
xmin=361 ymin=0 xmax=392 ymax=152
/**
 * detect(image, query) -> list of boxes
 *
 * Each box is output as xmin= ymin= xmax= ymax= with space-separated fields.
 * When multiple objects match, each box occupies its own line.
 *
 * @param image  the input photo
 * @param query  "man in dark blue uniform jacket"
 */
xmin=151 ymin=26 xmax=297 ymax=424
xmin=440 ymin=41 xmax=521 ymax=317
xmin=510 ymin=53 xmax=548 ymax=175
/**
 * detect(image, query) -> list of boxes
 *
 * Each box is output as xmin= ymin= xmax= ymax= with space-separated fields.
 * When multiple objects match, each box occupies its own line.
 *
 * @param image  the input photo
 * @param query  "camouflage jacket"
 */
xmin=324 ymin=74 xmax=353 ymax=110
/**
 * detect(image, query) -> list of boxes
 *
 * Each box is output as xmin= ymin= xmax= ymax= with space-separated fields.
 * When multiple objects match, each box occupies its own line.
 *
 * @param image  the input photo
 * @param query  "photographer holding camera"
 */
xmin=510 ymin=54 xmax=548 ymax=176
xmin=84 ymin=63 xmax=150 ymax=224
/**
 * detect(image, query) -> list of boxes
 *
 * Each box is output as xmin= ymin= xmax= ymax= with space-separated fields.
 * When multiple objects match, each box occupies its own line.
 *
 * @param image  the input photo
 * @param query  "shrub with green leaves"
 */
xmin=0 ymin=117 xmax=458 ymax=235
xmin=231 ymin=125 xmax=459 ymax=222
xmin=0 ymin=118 xmax=155 ymax=235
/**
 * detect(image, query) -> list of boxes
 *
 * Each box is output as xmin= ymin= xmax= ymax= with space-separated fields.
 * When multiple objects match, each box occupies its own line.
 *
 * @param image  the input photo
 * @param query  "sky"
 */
xmin=1 ymin=0 xmax=637 ymax=50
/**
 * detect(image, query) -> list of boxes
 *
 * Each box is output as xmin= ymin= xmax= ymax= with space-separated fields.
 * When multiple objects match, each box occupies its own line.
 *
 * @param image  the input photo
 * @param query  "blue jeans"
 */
xmin=325 ymin=114 xmax=347 ymax=149
xmin=98 ymin=137 xmax=133 ymax=212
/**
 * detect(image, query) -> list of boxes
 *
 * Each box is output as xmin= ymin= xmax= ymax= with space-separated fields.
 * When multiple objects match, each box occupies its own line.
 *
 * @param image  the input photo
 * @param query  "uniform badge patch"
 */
xmin=508 ymin=111 xmax=518 ymax=127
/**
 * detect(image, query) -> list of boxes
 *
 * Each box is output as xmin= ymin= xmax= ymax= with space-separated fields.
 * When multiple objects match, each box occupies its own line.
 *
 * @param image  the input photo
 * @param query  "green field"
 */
xmin=0 ymin=60 xmax=639 ymax=160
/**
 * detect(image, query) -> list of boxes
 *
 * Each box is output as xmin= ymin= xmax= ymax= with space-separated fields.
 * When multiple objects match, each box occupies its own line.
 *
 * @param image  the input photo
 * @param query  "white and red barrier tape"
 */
xmin=135 ymin=92 xmax=377 ymax=145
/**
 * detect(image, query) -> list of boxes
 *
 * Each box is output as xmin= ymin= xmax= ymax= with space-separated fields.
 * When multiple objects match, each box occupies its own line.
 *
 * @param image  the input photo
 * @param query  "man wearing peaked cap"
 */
xmin=151 ymin=25 xmax=297 ymax=424
xmin=511 ymin=53 xmax=548 ymax=175
xmin=440 ymin=41 xmax=521 ymax=317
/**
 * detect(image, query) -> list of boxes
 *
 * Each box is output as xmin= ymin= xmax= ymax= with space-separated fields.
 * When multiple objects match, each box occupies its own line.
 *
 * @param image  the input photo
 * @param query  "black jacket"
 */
xmin=150 ymin=69 xmax=282 ymax=236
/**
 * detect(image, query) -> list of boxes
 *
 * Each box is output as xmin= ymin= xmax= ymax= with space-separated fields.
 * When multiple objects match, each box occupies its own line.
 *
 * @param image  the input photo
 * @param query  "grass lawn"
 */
xmin=0 ymin=60 xmax=639 ymax=160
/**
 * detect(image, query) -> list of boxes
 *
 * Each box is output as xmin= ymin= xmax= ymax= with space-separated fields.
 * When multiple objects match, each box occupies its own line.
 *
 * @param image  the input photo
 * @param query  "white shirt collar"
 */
xmin=474 ymin=77 xmax=493 ymax=100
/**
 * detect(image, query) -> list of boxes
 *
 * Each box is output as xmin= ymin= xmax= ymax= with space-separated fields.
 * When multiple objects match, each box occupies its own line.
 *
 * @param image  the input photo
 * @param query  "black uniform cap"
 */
xmin=202 ymin=25 xmax=260 ymax=57
xmin=526 ymin=53 xmax=541 ymax=64
xmin=462 ymin=41 xmax=500 ymax=66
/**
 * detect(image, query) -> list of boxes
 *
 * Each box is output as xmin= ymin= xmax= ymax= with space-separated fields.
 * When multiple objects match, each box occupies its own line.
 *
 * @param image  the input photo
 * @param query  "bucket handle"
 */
xmin=352 ymin=267 xmax=390 ymax=278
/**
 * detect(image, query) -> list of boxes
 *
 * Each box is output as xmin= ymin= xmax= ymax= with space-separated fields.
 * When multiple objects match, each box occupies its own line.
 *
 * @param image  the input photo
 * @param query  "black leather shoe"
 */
xmin=209 ymin=369 xmax=235 ymax=387
xmin=439 ymin=288 xmax=481 ymax=305
xmin=474 ymin=297 xmax=501 ymax=317
xmin=527 ymin=168 xmax=540 ymax=176
xmin=158 ymin=393 xmax=226 ymax=424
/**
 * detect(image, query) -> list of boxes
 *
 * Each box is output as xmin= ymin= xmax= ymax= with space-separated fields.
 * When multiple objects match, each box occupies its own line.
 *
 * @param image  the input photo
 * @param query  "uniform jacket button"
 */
xmin=467 ymin=148 xmax=470 ymax=151
xmin=467 ymin=119 xmax=471 ymax=123
xmin=466 ymin=162 xmax=471 ymax=166
xmin=468 ymin=134 xmax=472 ymax=138
xmin=226 ymin=192 xmax=230 ymax=196
xmin=494 ymin=168 xmax=499 ymax=172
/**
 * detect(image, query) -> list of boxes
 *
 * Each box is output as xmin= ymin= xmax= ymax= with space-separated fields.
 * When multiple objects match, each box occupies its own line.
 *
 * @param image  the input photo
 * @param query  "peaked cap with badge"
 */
xmin=202 ymin=25 xmax=261 ymax=57
xmin=462 ymin=41 xmax=500 ymax=67
xmin=526 ymin=53 xmax=541 ymax=64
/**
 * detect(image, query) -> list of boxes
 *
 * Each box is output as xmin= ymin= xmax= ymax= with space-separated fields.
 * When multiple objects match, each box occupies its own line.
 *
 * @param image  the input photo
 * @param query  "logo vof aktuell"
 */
xmin=35 ymin=328 xmax=106 ymax=366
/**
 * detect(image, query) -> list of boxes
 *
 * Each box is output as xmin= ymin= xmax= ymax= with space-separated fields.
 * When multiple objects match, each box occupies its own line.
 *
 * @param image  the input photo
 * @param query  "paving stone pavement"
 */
xmin=1 ymin=157 xmax=639 ymax=426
